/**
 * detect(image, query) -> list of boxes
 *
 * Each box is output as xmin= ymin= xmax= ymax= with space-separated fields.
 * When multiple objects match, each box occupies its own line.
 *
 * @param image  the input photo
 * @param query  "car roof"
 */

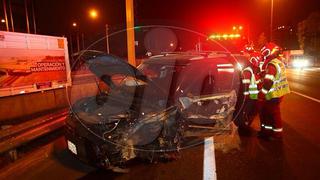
xmin=142 ymin=52 xmax=245 ymax=65
xmin=144 ymin=54 xmax=200 ymax=65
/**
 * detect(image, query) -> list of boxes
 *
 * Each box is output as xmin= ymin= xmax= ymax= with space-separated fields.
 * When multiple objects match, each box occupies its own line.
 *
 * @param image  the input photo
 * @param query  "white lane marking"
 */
xmin=291 ymin=91 xmax=320 ymax=103
xmin=203 ymin=137 xmax=217 ymax=180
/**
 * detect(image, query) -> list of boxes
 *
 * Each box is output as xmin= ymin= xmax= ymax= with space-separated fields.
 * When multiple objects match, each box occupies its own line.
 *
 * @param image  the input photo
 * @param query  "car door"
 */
xmin=174 ymin=58 xmax=239 ymax=132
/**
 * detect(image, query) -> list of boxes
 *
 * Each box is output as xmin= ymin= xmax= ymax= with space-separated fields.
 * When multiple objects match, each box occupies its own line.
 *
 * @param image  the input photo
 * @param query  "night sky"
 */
xmin=2 ymin=0 xmax=320 ymax=40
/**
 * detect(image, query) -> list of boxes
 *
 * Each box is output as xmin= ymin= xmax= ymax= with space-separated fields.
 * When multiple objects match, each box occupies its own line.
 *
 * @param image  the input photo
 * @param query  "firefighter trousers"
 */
xmin=259 ymin=97 xmax=283 ymax=135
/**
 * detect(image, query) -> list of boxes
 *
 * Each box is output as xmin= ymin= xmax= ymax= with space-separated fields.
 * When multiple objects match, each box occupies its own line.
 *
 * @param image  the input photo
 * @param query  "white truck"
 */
xmin=0 ymin=31 xmax=71 ymax=97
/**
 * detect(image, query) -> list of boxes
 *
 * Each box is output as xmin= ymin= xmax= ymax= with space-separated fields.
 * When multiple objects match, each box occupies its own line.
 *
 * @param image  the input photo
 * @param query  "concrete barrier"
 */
xmin=0 ymin=88 xmax=68 ymax=124
xmin=0 ymin=79 xmax=97 ymax=125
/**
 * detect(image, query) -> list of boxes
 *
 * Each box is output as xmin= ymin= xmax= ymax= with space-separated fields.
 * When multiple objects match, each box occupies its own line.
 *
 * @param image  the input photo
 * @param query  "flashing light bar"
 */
xmin=209 ymin=34 xmax=241 ymax=40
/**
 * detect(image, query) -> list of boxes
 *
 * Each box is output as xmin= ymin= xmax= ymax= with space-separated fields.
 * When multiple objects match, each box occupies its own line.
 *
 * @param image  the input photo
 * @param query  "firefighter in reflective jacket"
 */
xmin=238 ymin=52 xmax=262 ymax=132
xmin=259 ymin=42 xmax=290 ymax=139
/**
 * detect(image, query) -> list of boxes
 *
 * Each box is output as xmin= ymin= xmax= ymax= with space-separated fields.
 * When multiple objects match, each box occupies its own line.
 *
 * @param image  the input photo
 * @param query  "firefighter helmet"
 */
xmin=244 ymin=44 xmax=254 ymax=54
xmin=261 ymin=42 xmax=281 ymax=60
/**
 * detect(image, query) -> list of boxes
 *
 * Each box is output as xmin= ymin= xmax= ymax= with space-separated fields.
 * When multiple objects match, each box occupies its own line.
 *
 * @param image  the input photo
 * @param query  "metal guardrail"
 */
xmin=0 ymin=108 xmax=68 ymax=154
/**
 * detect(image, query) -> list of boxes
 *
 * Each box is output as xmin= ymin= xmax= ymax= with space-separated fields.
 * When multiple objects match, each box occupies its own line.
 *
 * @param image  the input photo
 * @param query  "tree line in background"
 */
xmin=254 ymin=11 xmax=320 ymax=63
xmin=297 ymin=12 xmax=320 ymax=59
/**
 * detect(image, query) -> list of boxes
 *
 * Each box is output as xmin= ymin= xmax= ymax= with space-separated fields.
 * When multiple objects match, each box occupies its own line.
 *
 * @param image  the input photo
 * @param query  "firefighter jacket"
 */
xmin=261 ymin=58 xmax=290 ymax=100
xmin=241 ymin=66 xmax=260 ymax=100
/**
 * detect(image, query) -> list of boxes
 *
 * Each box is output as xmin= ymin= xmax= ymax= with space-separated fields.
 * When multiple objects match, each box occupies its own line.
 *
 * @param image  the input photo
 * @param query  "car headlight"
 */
xmin=292 ymin=59 xmax=309 ymax=68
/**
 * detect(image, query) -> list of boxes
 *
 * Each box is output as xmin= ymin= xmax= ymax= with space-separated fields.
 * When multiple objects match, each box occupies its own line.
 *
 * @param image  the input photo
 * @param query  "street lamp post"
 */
xmin=69 ymin=35 xmax=74 ymax=57
xmin=270 ymin=0 xmax=274 ymax=41
xmin=88 ymin=9 xmax=110 ymax=54
xmin=72 ymin=22 xmax=80 ymax=52
xmin=81 ymin=33 xmax=85 ymax=49
xmin=76 ymin=33 xmax=80 ymax=52
xmin=2 ymin=0 xmax=9 ymax=31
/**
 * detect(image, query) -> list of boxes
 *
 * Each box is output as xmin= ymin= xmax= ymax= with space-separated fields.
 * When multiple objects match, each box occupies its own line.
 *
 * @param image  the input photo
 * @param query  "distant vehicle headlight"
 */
xmin=292 ymin=59 xmax=309 ymax=68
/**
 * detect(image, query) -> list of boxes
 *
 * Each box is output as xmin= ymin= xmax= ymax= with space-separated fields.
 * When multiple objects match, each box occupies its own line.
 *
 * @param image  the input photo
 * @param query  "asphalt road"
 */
xmin=286 ymin=68 xmax=320 ymax=99
xmin=2 ymin=68 xmax=320 ymax=180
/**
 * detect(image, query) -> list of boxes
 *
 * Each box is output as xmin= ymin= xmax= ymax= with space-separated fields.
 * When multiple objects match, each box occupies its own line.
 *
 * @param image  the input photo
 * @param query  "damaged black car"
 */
xmin=65 ymin=50 xmax=243 ymax=172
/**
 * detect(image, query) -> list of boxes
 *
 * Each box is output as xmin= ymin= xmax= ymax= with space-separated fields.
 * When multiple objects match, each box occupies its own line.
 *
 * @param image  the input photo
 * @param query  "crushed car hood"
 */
xmin=85 ymin=54 xmax=148 ymax=89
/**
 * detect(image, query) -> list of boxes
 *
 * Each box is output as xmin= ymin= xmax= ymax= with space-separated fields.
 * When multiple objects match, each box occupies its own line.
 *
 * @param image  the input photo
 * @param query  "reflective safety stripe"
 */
xmin=242 ymin=79 xmax=251 ymax=84
xmin=249 ymin=90 xmax=259 ymax=94
xmin=274 ymin=77 xmax=287 ymax=83
xmin=265 ymin=74 xmax=275 ymax=81
xmin=274 ymin=63 xmax=282 ymax=75
xmin=249 ymin=84 xmax=258 ymax=88
xmin=243 ymin=92 xmax=250 ymax=95
xmin=273 ymin=128 xmax=283 ymax=132
xmin=271 ymin=84 xmax=288 ymax=91
xmin=261 ymin=125 xmax=282 ymax=132
xmin=264 ymin=125 xmax=273 ymax=130
xmin=262 ymin=88 xmax=269 ymax=94
xmin=268 ymin=88 xmax=275 ymax=92
xmin=242 ymin=67 xmax=259 ymax=100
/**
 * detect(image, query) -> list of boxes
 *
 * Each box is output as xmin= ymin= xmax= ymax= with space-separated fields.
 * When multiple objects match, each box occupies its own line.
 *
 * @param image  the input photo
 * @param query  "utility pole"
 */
xmin=270 ymin=0 xmax=274 ymax=41
xmin=81 ymin=33 xmax=85 ymax=50
xmin=9 ymin=0 xmax=14 ymax=32
xmin=31 ymin=0 xmax=36 ymax=34
xmin=8 ymin=0 xmax=14 ymax=32
xmin=125 ymin=0 xmax=136 ymax=66
xmin=2 ymin=0 xmax=9 ymax=31
xmin=105 ymin=24 xmax=110 ymax=54
xmin=69 ymin=35 xmax=73 ymax=55
xmin=24 ymin=0 xmax=30 ymax=33
xmin=76 ymin=33 xmax=80 ymax=52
